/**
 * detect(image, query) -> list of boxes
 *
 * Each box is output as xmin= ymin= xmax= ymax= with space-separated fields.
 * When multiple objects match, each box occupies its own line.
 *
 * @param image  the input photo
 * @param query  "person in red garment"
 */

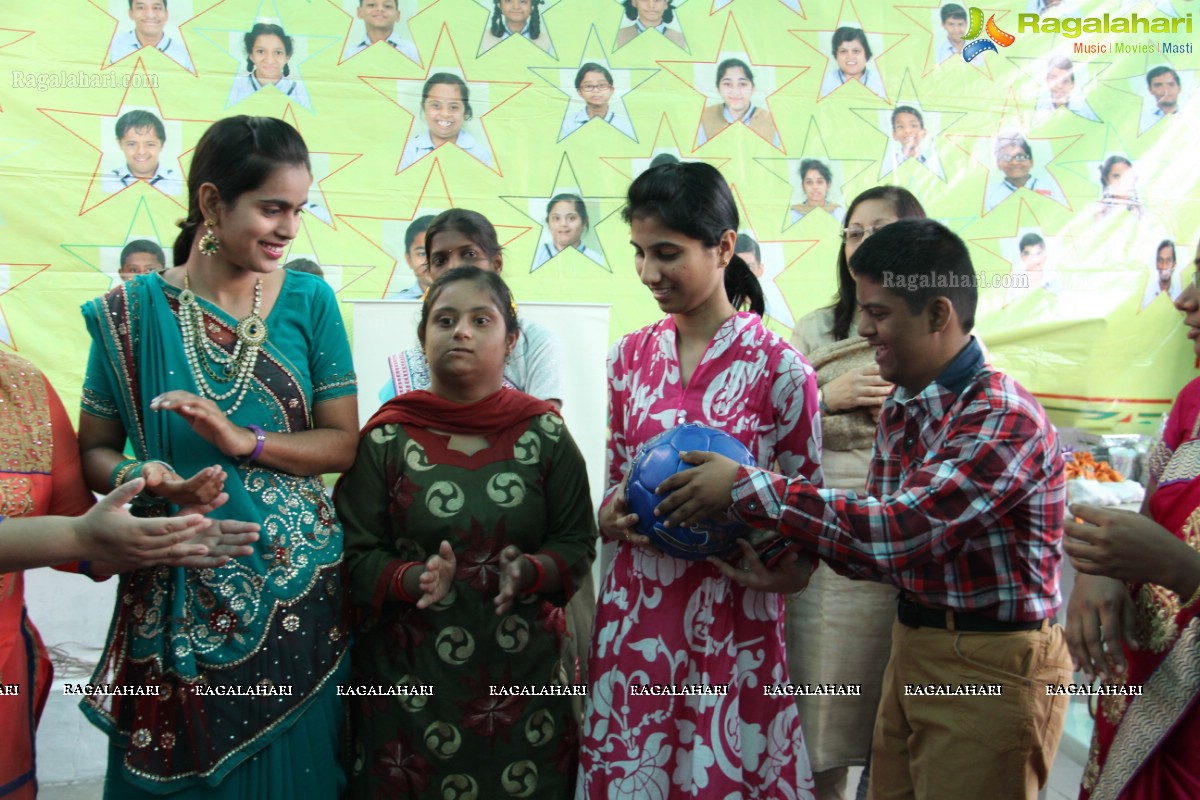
xmin=1066 ymin=270 xmax=1200 ymax=800
xmin=0 ymin=352 xmax=256 ymax=800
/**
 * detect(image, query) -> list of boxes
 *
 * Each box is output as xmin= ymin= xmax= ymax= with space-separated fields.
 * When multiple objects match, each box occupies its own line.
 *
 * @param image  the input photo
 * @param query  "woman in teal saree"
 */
xmin=76 ymin=116 xmax=359 ymax=798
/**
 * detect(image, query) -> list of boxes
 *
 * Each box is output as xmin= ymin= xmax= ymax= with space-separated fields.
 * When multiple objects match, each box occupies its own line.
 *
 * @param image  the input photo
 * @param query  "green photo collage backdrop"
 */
xmin=1 ymin=0 xmax=1198 ymax=431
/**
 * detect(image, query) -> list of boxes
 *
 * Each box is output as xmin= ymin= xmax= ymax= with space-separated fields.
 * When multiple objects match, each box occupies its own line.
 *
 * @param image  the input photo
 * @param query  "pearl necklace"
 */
xmin=177 ymin=272 xmax=268 ymax=415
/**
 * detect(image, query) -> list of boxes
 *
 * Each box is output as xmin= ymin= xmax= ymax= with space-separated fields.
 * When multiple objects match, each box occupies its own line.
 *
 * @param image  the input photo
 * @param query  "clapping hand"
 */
xmin=416 ymin=540 xmax=456 ymax=609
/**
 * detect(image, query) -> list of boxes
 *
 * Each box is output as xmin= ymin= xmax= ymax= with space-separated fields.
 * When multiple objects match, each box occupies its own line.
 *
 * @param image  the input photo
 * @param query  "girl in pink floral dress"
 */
xmin=578 ymin=162 xmax=821 ymax=799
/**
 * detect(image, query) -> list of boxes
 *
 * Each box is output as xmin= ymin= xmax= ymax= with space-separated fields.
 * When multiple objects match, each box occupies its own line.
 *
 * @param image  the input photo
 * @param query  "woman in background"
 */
xmin=339 ymin=266 xmax=595 ymax=798
xmin=380 ymin=209 xmax=564 ymax=408
xmin=787 ymin=186 xmax=925 ymax=800
xmin=697 ymin=58 xmax=780 ymax=146
xmin=578 ymin=161 xmax=820 ymax=798
xmin=77 ymin=115 xmax=359 ymax=798
xmin=229 ymin=22 xmax=311 ymax=107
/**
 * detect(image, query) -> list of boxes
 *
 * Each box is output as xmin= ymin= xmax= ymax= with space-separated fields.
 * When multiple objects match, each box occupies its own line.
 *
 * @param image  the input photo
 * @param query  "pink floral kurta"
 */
xmin=578 ymin=312 xmax=821 ymax=799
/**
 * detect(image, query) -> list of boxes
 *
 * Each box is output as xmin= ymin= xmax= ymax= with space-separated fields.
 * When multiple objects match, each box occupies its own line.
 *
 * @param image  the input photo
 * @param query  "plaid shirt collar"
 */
xmin=893 ymin=336 xmax=984 ymax=417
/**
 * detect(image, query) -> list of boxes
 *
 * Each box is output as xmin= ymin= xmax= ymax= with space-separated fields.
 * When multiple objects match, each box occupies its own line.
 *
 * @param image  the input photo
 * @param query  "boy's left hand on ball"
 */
xmin=653 ymin=451 xmax=740 ymax=528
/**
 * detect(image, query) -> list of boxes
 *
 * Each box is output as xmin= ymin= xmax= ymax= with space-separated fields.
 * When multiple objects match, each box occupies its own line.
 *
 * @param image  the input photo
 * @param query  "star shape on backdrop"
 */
xmin=727 ymin=184 xmax=817 ymax=330
xmin=965 ymin=198 xmax=1079 ymax=310
xmin=1099 ymin=52 xmax=1197 ymax=136
xmin=531 ymin=26 xmax=657 ymax=144
xmin=0 ymin=135 xmax=36 ymax=225
xmin=361 ymin=25 xmax=529 ymax=175
xmin=0 ymin=27 xmax=34 ymax=111
xmin=39 ymin=60 xmax=212 ymax=215
xmin=850 ymin=70 xmax=965 ymax=181
xmin=333 ymin=0 xmax=429 ymax=65
xmin=280 ymin=214 xmax=377 ymax=295
xmin=792 ymin=0 xmax=906 ymax=103
xmin=338 ymin=159 xmax=530 ymax=297
xmin=500 ymin=153 xmax=624 ymax=273
xmin=280 ymin=106 xmax=362 ymax=229
xmin=893 ymin=3 xmax=1003 ymax=78
xmin=191 ymin=0 xmax=340 ymax=112
xmin=0 ymin=263 xmax=51 ymax=351
xmin=754 ymin=118 xmax=874 ymax=232
xmin=945 ymin=92 xmax=1080 ymax=217
xmin=598 ymin=114 xmax=730 ymax=181
xmin=93 ymin=0 xmax=212 ymax=74
xmin=470 ymin=0 xmax=561 ymax=59
xmin=709 ymin=0 xmax=804 ymax=17
xmin=657 ymin=14 xmax=806 ymax=152
xmin=1008 ymin=54 xmax=1109 ymax=128
xmin=60 ymin=198 xmax=169 ymax=291
xmin=610 ymin=0 xmax=692 ymax=54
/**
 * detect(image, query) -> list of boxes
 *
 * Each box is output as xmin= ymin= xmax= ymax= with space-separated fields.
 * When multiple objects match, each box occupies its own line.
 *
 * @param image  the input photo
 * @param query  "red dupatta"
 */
xmin=362 ymin=388 xmax=558 ymax=437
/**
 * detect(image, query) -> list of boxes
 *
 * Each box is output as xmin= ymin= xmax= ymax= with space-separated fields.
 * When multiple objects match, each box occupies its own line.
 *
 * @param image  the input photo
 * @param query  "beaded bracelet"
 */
xmin=110 ymin=458 xmax=142 ymax=490
xmin=240 ymin=425 xmax=267 ymax=464
xmin=393 ymin=562 xmax=423 ymax=603
xmin=521 ymin=554 xmax=546 ymax=594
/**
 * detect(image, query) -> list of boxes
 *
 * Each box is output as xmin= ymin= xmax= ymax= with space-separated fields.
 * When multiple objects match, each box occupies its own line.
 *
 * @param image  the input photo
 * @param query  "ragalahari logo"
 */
xmin=963 ymin=7 xmax=1016 ymax=62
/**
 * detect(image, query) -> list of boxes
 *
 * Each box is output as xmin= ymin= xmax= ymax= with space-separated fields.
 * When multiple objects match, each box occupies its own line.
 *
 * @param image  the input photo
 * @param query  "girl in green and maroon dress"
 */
xmin=337 ymin=266 xmax=596 ymax=799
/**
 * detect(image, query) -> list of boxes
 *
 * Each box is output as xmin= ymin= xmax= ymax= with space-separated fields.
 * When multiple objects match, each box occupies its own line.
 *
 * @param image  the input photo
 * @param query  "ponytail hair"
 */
xmin=724 ymin=256 xmax=764 ymax=316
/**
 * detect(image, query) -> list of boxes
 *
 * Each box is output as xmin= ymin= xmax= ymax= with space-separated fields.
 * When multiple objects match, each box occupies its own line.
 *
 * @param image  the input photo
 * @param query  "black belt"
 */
xmin=897 ymin=595 xmax=1045 ymax=633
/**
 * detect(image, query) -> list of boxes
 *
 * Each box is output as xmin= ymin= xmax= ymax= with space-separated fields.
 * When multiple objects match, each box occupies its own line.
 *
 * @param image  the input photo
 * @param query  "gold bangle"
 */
xmin=113 ymin=459 xmax=142 ymax=488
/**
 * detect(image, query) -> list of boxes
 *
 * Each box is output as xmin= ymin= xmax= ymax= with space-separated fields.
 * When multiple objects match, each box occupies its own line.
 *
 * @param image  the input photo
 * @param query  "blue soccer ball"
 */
xmin=624 ymin=422 xmax=757 ymax=561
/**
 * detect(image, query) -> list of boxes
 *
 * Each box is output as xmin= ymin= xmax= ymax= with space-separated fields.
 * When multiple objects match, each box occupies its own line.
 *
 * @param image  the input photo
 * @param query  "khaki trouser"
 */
xmin=868 ymin=617 xmax=1072 ymax=800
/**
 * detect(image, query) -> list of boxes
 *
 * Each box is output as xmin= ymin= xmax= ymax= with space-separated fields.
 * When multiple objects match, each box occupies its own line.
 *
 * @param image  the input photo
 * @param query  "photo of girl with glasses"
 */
xmin=697 ymin=58 xmax=779 ymax=147
xmin=614 ymin=0 xmax=685 ymax=49
xmin=559 ymin=63 xmax=634 ymax=139
xmin=229 ymin=22 xmax=311 ymax=108
xmin=479 ymin=0 xmax=553 ymax=54
xmin=400 ymin=73 xmax=494 ymax=170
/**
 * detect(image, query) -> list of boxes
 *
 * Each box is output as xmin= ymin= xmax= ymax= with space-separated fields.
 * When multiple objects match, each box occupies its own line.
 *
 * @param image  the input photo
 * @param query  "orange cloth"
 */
xmin=0 ymin=354 xmax=94 ymax=798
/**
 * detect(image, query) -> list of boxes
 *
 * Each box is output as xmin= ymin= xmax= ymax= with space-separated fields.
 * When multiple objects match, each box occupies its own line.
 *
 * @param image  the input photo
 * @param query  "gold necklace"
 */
xmin=177 ymin=272 xmax=268 ymax=415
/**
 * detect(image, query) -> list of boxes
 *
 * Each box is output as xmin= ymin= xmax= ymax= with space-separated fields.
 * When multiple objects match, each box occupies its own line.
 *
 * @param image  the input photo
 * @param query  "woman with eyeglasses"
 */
xmin=786 ymin=186 xmax=924 ymax=800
